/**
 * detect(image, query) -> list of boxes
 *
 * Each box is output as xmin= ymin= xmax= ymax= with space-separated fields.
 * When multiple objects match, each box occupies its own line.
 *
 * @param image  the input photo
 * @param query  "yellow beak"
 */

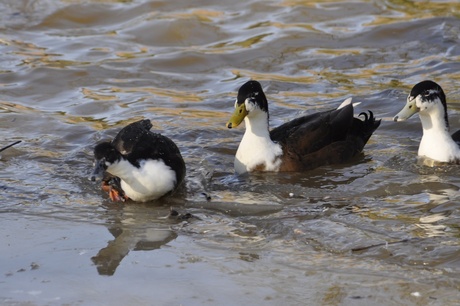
xmin=226 ymin=103 xmax=248 ymax=129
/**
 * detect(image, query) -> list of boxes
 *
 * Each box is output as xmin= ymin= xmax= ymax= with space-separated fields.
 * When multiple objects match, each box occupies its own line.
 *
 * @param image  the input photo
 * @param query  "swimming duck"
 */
xmin=90 ymin=119 xmax=186 ymax=202
xmin=393 ymin=80 xmax=460 ymax=163
xmin=226 ymin=80 xmax=381 ymax=174
xmin=0 ymin=140 xmax=21 ymax=153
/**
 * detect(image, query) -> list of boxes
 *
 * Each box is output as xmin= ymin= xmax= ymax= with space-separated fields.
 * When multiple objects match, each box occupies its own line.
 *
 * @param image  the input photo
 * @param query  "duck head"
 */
xmin=90 ymin=142 xmax=122 ymax=181
xmin=393 ymin=80 xmax=448 ymax=128
xmin=226 ymin=80 xmax=269 ymax=129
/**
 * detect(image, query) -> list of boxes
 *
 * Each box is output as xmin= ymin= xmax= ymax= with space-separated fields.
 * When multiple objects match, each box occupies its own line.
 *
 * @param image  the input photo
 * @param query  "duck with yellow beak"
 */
xmin=226 ymin=80 xmax=381 ymax=174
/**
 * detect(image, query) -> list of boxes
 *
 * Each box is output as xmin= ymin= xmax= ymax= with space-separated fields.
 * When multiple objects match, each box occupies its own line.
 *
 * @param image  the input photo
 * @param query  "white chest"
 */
xmin=235 ymin=129 xmax=283 ymax=174
xmin=419 ymin=130 xmax=460 ymax=162
xmin=108 ymin=159 xmax=177 ymax=202
xmin=418 ymin=113 xmax=460 ymax=162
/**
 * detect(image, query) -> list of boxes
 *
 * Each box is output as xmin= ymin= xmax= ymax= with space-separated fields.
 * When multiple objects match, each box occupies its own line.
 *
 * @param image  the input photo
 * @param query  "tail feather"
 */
xmin=337 ymin=97 xmax=361 ymax=110
xmin=349 ymin=110 xmax=381 ymax=153
xmin=337 ymin=98 xmax=352 ymax=109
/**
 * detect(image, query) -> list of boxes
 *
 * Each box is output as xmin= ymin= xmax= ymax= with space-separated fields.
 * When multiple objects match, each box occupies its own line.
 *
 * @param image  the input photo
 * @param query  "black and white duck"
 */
xmin=226 ymin=80 xmax=381 ymax=174
xmin=90 ymin=119 xmax=186 ymax=202
xmin=393 ymin=80 xmax=460 ymax=164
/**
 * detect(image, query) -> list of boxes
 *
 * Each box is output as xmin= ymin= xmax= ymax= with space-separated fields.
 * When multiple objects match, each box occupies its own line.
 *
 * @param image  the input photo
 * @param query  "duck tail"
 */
xmin=337 ymin=97 xmax=362 ymax=110
xmin=349 ymin=110 xmax=381 ymax=152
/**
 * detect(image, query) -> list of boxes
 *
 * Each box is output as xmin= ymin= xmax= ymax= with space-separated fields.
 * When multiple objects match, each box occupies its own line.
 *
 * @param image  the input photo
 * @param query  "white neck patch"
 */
xmin=234 ymin=111 xmax=282 ymax=174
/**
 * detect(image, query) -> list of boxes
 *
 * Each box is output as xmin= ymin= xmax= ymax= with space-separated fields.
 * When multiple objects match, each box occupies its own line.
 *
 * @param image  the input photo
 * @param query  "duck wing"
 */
xmin=112 ymin=119 xmax=153 ymax=155
xmin=128 ymin=132 xmax=186 ymax=186
xmin=270 ymin=103 xmax=380 ymax=171
xmin=270 ymin=103 xmax=354 ymax=155
xmin=111 ymin=119 xmax=185 ymax=185
xmin=452 ymin=130 xmax=460 ymax=146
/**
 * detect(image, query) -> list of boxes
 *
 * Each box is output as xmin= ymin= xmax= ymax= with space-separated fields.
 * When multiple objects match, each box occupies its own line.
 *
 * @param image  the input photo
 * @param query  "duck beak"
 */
xmin=226 ymin=103 xmax=248 ymax=129
xmin=393 ymin=97 xmax=418 ymax=122
xmin=89 ymin=159 xmax=106 ymax=182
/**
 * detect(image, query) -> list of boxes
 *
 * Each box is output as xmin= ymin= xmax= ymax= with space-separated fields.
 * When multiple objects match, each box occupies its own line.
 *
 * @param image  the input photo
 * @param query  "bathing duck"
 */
xmin=90 ymin=119 xmax=186 ymax=202
xmin=0 ymin=140 xmax=21 ymax=153
xmin=393 ymin=80 xmax=460 ymax=163
xmin=226 ymin=80 xmax=381 ymax=174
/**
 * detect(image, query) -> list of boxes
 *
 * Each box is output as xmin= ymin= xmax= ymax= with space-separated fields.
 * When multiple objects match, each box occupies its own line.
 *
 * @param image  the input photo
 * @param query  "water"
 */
xmin=1 ymin=0 xmax=459 ymax=305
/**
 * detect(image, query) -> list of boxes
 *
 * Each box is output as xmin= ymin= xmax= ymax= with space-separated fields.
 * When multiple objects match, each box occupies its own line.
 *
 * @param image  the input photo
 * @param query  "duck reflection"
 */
xmin=92 ymin=226 xmax=177 ymax=276
xmin=92 ymin=205 xmax=190 ymax=276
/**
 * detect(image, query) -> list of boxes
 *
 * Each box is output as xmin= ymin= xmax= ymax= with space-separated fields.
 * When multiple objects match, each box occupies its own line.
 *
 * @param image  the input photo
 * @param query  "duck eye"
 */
xmin=421 ymin=91 xmax=431 ymax=98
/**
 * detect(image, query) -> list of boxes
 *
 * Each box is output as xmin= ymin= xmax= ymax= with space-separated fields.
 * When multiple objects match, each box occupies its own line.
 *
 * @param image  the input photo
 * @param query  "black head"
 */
xmin=409 ymin=80 xmax=448 ymax=126
xmin=236 ymin=80 xmax=269 ymax=114
xmin=94 ymin=142 xmax=121 ymax=162
xmin=90 ymin=142 xmax=122 ymax=181
xmin=410 ymin=80 xmax=446 ymax=103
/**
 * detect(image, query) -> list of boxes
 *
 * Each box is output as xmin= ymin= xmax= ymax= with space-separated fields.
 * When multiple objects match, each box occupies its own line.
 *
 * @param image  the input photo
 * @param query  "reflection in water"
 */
xmin=417 ymin=213 xmax=449 ymax=238
xmin=92 ymin=226 xmax=177 ymax=276
xmin=91 ymin=205 xmax=179 ymax=276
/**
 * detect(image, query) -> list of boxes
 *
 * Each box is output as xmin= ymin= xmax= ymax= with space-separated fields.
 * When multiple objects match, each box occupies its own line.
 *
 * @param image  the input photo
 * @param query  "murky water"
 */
xmin=1 ymin=0 xmax=459 ymax=305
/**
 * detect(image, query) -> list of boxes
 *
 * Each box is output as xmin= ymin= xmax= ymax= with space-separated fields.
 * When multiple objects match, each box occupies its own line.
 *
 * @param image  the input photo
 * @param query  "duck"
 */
xmin=226 ymin=80 xmax=381 ymax=174
xmin=0 ymin=140 xmax=21 ymax=153
xmin=90 ymin=119 xmax=186 ymax=202
xmin=393 ymin=80 xmax=460 ymax=164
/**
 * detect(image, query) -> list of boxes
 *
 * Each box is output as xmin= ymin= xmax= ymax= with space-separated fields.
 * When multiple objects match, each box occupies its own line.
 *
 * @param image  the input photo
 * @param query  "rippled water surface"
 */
xmin=1 ymin=0 xmax=460 ymax=305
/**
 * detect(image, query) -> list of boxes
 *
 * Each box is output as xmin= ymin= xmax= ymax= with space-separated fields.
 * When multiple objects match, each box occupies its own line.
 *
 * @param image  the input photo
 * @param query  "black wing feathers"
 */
xmin=452 ymin=129 xmax=460 ymax=146
xmin=112 ymin=119 xmax=186 ymax=184
xmin=270 ymin=104 xmax=354 ymax=155
xmin=269 ymin=103 xmax=380 ymax=171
